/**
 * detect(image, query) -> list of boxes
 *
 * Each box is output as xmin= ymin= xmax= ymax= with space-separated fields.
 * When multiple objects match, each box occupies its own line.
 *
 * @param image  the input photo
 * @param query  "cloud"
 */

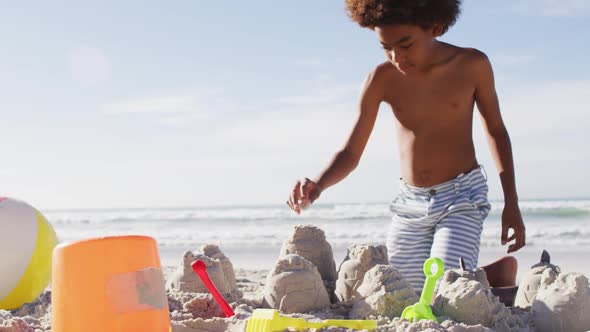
xmin=100 ymin=94 xmax=199 ymax=114
xmin=67 ymin=46 xmax=112 ymax=84
xmin=204 ymin=80 xmax=369 ymax=156
xmin=98 ymin=89 xmax=235 ymax=119
xmin=275 ymin=83 xmax=359 ymax=106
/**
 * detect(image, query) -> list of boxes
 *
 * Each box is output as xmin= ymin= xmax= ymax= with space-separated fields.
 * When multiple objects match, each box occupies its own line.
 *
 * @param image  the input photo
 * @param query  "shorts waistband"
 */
xmin=400 ymin=165 xmax=487 ymax=195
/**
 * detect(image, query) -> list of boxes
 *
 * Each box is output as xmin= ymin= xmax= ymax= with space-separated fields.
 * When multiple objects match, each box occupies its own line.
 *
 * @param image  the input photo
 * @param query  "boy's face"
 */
xmin=374 ymin=24 xmax=440 ymax=75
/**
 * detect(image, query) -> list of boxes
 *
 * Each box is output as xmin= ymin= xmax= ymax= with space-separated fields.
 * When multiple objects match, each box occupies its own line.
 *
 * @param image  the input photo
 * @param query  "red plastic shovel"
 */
xmin=191 ymin=259 xmax=235 ymax=318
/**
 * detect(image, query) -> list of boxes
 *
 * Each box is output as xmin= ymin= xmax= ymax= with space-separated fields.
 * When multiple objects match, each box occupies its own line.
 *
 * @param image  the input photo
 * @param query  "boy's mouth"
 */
xmin=398 ymin=63 xmax=412 ymax=71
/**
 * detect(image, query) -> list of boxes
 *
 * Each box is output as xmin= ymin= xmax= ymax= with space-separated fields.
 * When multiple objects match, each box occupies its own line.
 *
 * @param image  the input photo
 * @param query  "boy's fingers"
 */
xmin=518 ymin=229 xmax=526 ymax=249
xmin=500 ymin=228 xmax=508 ymax=245
xmin=508 ymin=241 xmax=522 ymax=253
xmin=302 ymin=178 xmax=316 ymax=197
xmin=506 ymin=233 xmax=516 ymax=242
xmin=300 ymin=181 xmax=309 ymax=198
xmin=288 ymin=181 xmax=302 ymax=214
xmin=508 ymin=229 xmax=526 ymax=253
xmin=507 ymin=244 xmax=517 ymax=253
xmin=288 ymin=197 xmax=300 ymax=214
xmin=291 ymin=181 xmax=301 ymax=206
xmin=303 ymin=178 xmax=322 ymax=203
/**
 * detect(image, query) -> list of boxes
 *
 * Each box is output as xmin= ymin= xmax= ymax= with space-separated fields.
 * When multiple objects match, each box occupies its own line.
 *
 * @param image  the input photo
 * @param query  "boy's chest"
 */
xmin=383 ymin=70 xmax=476 ymax=128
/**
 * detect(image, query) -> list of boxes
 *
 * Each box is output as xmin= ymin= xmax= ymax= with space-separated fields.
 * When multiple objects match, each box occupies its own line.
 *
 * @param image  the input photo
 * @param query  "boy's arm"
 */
xmin=473 ymin=51 xmax=526 ymax=254
xmin=288 ymin=67 xmax=384 ymax=213
xmin=314 ymin=67 xmax=384 ymax=191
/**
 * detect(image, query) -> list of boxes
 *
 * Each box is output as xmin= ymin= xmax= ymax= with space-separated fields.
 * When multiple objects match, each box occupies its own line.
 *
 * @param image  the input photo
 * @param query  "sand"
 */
xmin=2 ymin=224 xmax=589 ymax=332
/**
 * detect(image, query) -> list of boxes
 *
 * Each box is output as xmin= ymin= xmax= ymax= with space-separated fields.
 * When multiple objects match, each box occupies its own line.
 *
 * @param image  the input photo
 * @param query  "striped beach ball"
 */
xmin=0 ymin=197 xmax=58 ymax=310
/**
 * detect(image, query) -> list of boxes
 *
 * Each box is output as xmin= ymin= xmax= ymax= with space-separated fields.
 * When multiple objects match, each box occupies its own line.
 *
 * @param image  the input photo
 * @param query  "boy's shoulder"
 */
xmin=371 ymin=46 xmax=491 ymax=79
xmin=460 ymin=47 xmax=491 ymax=66
xmin=457 ymin=47 xmax=495 ymax=79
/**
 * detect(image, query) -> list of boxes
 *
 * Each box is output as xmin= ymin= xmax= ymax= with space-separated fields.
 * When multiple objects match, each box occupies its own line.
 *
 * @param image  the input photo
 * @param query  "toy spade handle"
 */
xmin=191 ymin=259 xmax=235 ymax=317
xmin=420 ymin=257 xmax=444 ymax=304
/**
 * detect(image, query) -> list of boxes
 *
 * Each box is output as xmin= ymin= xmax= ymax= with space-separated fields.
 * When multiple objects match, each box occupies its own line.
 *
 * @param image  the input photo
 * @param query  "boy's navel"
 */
xmin=416 ymin=170 xmax=432 ymax=183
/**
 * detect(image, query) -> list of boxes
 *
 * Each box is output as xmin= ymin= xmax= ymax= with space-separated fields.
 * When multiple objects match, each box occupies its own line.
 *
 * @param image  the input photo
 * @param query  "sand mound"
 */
xmin=433 ymin=277 xmax=532 ymax=331
xmin=169 ymin=298 xmax=251 ymax=332
xmin=166 ymin=245 xmax=240 ymax=301
xmin=263 ymin=254 xmax=331 ymax=314
xmin=335 ymin=244 xmax=388 ymax=303
xmin=515 ymin=250 xmax=561 ymax=308
xmin=350 ymin=264 xmax=418 ymax=319
xmin=439 ymin=267 xmax=490 ymax=291
xmin=0 ymin=291 xmax=51 ymax=332
xmin=201 ymin=244 xmax=237 ymax=292
xmin=371 ymin=317 xmax=495 ymax=332
xmin=281 ymin=225 xmax=337 ymax=299
xmin=532 ymin=271 xmax=590 ymax=332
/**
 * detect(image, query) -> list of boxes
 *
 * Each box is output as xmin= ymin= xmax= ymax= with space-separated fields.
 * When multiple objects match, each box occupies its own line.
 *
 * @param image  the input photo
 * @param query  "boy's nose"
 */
xmin=393 ymin=54 xmax=405 ymax=65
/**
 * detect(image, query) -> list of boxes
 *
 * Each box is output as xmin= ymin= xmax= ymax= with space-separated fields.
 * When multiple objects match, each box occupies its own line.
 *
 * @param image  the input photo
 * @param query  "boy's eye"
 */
xmin=401 ymin=43 xmax=413 ymax=49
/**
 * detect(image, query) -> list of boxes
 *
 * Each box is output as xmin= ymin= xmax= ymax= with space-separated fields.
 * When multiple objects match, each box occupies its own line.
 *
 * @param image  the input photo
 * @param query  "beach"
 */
xmin=1 ymin=200 xmax=589 ymax=331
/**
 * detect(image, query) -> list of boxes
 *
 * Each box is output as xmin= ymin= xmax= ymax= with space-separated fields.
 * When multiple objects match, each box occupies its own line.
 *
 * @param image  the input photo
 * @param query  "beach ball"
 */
xmin=0 ymin=197 xmax=58 ymax=310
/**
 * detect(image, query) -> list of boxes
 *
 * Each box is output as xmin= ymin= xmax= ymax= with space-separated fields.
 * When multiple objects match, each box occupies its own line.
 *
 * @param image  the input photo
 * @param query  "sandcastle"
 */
xmin=201 ymin=244 xmax=237 ymax=292
xmin=263 ymin=254 xmax=331 ymax=314
xmin=335 ymin=244 xmax=389 ymax=303
xmin=166 ymin=244 xmax=239 ymax=298
xmin=165 ymin=245 xmax=247 ymax=332
xmin=433 ymin=274 xmax=532 ymax=331
xmin=531 ymin=271 xmax=590 ymax=332
xmin=515 ymin=249 xmax=560 ymax=308
xmin=438 ymin=259 xmax=490 ymax=291
xmin=350 ymin=264 xmax=418 ymax=319
xmin=280 ymin=224 xmax=338 ymax=299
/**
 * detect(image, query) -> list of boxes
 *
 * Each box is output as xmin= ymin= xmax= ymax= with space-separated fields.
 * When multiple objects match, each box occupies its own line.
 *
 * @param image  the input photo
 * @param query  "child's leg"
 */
xmin=431 ymin=207 xmax=484 ymax=271
xmin=480 ymin=256 xmax=518 ymax=287
xmin=430 ymin=168 xmax=491 ymax=272
xmin=485 ymin=257 xmax=519 ymax=306
xmin=387 ymin=187 xmax=436 ymax=294
xmin=387 ymin=218 xmax=434 ymax=294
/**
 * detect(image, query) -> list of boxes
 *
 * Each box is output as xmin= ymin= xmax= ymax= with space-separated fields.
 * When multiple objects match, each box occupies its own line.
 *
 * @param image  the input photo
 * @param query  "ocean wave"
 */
xmin=44 ymin=199 xmax=590 ymax=225
xmin=42 ymin=199 xmax=590 ymax=255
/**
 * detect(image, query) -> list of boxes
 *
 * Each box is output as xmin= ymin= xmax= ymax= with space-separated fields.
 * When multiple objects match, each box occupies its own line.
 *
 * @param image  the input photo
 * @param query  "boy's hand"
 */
xmin=501 ymin=204 xmax=526 ymax=253
xmin=287 ymin=178 xmax=322 ymax=214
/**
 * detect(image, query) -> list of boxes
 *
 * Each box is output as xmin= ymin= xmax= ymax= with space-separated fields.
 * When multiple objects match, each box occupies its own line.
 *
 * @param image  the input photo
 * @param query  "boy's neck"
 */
xmin=416 ymin=40 xmax=457 ymax=74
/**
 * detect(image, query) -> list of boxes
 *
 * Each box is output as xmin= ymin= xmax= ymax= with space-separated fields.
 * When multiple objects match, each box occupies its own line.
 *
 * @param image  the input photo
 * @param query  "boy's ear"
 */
xmin=431 ymin=24 xmax=443 ymax=37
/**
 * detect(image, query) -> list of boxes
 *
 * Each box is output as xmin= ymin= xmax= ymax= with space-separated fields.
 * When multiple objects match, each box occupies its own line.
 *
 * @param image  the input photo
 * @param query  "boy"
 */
xmin=287 ymin=0 xmax=525 ymax=292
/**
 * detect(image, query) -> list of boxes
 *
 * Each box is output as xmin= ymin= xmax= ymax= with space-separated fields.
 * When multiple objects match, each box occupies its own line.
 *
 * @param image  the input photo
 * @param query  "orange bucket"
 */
xmin=51 ymin=235 xmax=171 ymax=332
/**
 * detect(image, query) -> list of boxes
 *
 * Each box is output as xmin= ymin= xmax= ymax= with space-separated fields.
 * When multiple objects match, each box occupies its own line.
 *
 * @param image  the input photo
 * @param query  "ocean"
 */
xmin=44 ymin=199 xmax=590 ymax=276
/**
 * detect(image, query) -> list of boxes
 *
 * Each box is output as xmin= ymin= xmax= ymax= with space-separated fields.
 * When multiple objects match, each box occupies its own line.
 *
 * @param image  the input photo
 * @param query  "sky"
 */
xmin=0 ymin=1 xmax=589 ymax=209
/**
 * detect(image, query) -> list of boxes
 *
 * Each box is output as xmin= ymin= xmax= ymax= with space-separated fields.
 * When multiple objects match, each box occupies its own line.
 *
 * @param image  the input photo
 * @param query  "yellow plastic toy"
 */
xmin=0 ymin=197 xmax=58 ymax=310
xmin=401 ymin=257 xmax=444 ymax=323
xmin=246 ymin=309 xmax=377 ymax=331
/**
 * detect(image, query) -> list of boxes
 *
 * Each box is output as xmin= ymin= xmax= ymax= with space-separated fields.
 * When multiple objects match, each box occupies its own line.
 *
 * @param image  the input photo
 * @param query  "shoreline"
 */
xmin=160 ymin=245 xmax=590 ymax=282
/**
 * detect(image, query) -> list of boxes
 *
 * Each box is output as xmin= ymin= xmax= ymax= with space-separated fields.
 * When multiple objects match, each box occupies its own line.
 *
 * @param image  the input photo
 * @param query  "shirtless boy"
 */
xmin=287 ymin=0 xmax=526 ymax=292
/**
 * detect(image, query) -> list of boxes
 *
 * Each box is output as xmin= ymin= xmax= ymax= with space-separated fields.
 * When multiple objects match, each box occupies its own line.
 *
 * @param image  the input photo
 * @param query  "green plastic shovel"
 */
xmin=401 ymin=257 xmax=445 ymax=323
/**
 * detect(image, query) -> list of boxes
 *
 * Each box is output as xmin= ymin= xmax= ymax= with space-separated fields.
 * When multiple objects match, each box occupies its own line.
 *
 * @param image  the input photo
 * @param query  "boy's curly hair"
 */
xmin=345 ymin=0 xmax=461 ymax=34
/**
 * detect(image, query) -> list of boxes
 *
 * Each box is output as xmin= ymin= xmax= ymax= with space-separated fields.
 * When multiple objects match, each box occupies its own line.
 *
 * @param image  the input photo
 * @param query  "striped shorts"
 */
xmin=386 ymin=166 xmax=491 ymax=294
